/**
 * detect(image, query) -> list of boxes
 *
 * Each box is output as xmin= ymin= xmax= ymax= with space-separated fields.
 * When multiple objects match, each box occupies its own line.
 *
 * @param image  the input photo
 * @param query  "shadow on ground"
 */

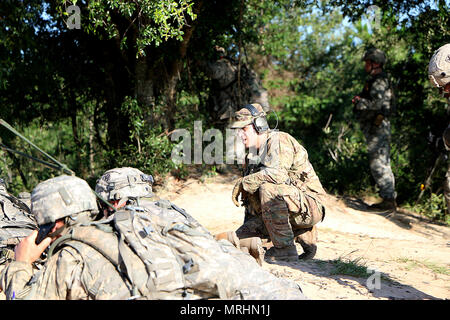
xmin=266 ymin=258 xmax=440 ymax=300
xmin=340 ymin=196 xmax=448 ymax=232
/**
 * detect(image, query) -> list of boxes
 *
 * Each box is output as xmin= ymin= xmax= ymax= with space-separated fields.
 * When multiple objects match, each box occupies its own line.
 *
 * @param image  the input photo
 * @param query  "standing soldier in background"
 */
xmin=428 ymin=43 xmax=450 ymax=216
xmin=352 ymin=47 xmax=397 ymax=212
xmin=202 ymin=46 xmax=270 ymax=121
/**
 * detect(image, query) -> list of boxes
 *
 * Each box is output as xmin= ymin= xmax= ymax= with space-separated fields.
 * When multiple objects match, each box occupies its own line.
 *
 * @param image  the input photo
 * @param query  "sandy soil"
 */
xmin=155 ymin=171 xmax=450 ymax=300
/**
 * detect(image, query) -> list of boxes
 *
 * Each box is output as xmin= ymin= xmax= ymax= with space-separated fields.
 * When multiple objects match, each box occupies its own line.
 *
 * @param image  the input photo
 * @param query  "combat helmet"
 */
xmin=428 ymin=43 xmax=450 ymax=88
xmin=362 ymin=47 xmax=386 ymax=66
xmin=95 ymin=167 xmax=154 ymax=207
xmin=31 ymin=175 xmax=98 ymax=226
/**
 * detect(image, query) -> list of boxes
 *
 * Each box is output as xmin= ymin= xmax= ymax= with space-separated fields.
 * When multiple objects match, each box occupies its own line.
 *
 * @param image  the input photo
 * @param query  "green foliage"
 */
xmin=0 ymin=118 xmax=81 ymax=193
xmin=58 ymin=0 xmax=197 ymax=56
xmin=0 ymin=0 xmax=449 ymax=222
xmin=396 ymin=257 xmax=450 ymax=275
xmin=329 ymin=256 xmax=370 ymax=278
xmin=108 ymin=96 xmax=181 ymax=177
xmin=405 ymin=192 xmax=449 ymax=224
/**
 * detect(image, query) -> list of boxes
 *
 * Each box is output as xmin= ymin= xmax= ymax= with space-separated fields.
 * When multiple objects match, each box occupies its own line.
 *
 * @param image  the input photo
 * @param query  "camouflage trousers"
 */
xmin=363 ymin=120 xmax=397 ymax=200
xmin=236 ymin=183 xmax=325 ymax=248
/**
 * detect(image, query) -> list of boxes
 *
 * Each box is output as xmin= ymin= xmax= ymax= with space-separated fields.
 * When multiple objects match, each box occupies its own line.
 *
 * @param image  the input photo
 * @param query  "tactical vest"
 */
xmin=44 ymin=199 xmax=305 ymax=300
xmin=243 ymin=131 xmax=325 ymax=194
xmin=360 ymin=72 xmax=396 ymax=117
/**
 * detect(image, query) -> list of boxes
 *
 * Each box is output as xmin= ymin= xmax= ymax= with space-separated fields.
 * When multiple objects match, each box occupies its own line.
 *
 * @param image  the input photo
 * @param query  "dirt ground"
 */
xmin=155 ymin=170 xmax=450 ymax=300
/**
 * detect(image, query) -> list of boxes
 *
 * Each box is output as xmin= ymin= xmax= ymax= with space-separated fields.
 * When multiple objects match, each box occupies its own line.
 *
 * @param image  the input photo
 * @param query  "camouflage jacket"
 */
xmin=241 ymin=130 xmax=325 ymax=195
xmin=354 ymin=71 xmax=395 ymax=128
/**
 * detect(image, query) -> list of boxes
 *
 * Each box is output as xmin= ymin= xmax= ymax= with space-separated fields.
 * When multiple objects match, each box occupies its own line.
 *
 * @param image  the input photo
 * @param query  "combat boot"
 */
xmin=369 ymin=198 xmax=397 ymax=212
xmin=214 ymin=231 xmax=240 ymax=249
xmin=295 ymin=226 xmax=317 ymax=260
xmin=264 ymin=244 xmax=298 ymax=262
xmin=239 ymin=237 xmax=265 ymax=266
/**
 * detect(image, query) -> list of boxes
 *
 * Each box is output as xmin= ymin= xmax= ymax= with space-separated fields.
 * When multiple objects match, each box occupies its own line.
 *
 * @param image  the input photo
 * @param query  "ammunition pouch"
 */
xmin=288 ymin=192 xmax=325 ymax=229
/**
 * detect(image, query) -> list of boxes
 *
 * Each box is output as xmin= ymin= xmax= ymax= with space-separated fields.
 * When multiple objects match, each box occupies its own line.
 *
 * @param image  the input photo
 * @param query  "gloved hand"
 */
xmin=374 ymin=114 xmax=384 ymax=126
xmin=232 ymin=178 xmax=244 ymax=207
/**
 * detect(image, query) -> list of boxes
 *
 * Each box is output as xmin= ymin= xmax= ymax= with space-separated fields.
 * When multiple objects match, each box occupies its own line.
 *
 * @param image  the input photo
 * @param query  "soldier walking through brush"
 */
xmin=352 ymin=47 xmax=397 ymax=212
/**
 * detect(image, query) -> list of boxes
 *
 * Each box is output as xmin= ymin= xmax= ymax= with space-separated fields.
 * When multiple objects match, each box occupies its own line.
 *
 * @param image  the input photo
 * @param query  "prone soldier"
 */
xmin=1 ymin=174 xmax=307 ymax=299
xmin=95 ymin=167 xmax=265 ymax=266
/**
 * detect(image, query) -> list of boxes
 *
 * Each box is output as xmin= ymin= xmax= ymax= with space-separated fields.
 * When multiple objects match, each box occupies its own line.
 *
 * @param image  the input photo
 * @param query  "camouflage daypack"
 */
xmin=48 ymin=199 xmax=306 ymax=300
xmin=0 ymin=190 xmax=38 ymax=265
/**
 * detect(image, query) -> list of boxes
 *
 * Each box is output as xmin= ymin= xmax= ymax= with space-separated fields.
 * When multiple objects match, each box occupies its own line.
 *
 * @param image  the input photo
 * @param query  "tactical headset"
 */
xmin=242 ymin=104 xmax=269 ymax=134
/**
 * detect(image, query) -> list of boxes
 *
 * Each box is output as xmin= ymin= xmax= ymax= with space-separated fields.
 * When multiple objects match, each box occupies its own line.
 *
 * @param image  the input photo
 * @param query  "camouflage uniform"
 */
xmin=354 ymin=71 xmax=397 ymax=201
xmin=203 ymin=48 xmax=270 ymax=120
xmin=1 ymin=175 xmax=306 ymax=300
xmin=0 ymin=181 xmax=38 ymax=300
xmin=235 ymin=130 xmax=326 ymax=257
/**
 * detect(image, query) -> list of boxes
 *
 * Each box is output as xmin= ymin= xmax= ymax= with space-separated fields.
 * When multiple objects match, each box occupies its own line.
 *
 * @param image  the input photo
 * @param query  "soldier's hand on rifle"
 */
xmin=374 ymin=114 xmax=384 ymax=126
xmin=232 ymin=178 xmax=244 ymax=207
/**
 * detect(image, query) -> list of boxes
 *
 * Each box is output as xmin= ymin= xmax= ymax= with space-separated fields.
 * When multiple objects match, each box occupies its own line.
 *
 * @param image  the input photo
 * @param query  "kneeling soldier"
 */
xmin=230 ymin=103 xmax=327 ymax=261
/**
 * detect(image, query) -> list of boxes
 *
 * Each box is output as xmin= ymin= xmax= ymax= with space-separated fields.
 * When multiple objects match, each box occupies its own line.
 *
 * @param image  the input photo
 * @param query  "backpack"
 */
xmin=47 ymin=199 xmax=305 ymax=300
xmin=0 ymin=192 xmax=38 ymax=265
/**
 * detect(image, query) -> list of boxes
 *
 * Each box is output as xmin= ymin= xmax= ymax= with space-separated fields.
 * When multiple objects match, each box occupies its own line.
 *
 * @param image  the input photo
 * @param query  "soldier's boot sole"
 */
xmin=239 ymin=237 xmax=265 ymax=266
xmin=295 ymin=226 xmax=318 ymax=260
xmin=214 ymin=231 xmax=241 ymax=249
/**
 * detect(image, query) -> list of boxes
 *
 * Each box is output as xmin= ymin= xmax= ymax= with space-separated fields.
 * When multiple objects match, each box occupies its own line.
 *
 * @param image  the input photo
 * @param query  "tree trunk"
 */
xmin=135 ymin=56 xmax=156 ymax=125
xmin=102 ymin=44 xmax=134 ymax=152
xmin=133 ymin=1 xmax=203 ymax=131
